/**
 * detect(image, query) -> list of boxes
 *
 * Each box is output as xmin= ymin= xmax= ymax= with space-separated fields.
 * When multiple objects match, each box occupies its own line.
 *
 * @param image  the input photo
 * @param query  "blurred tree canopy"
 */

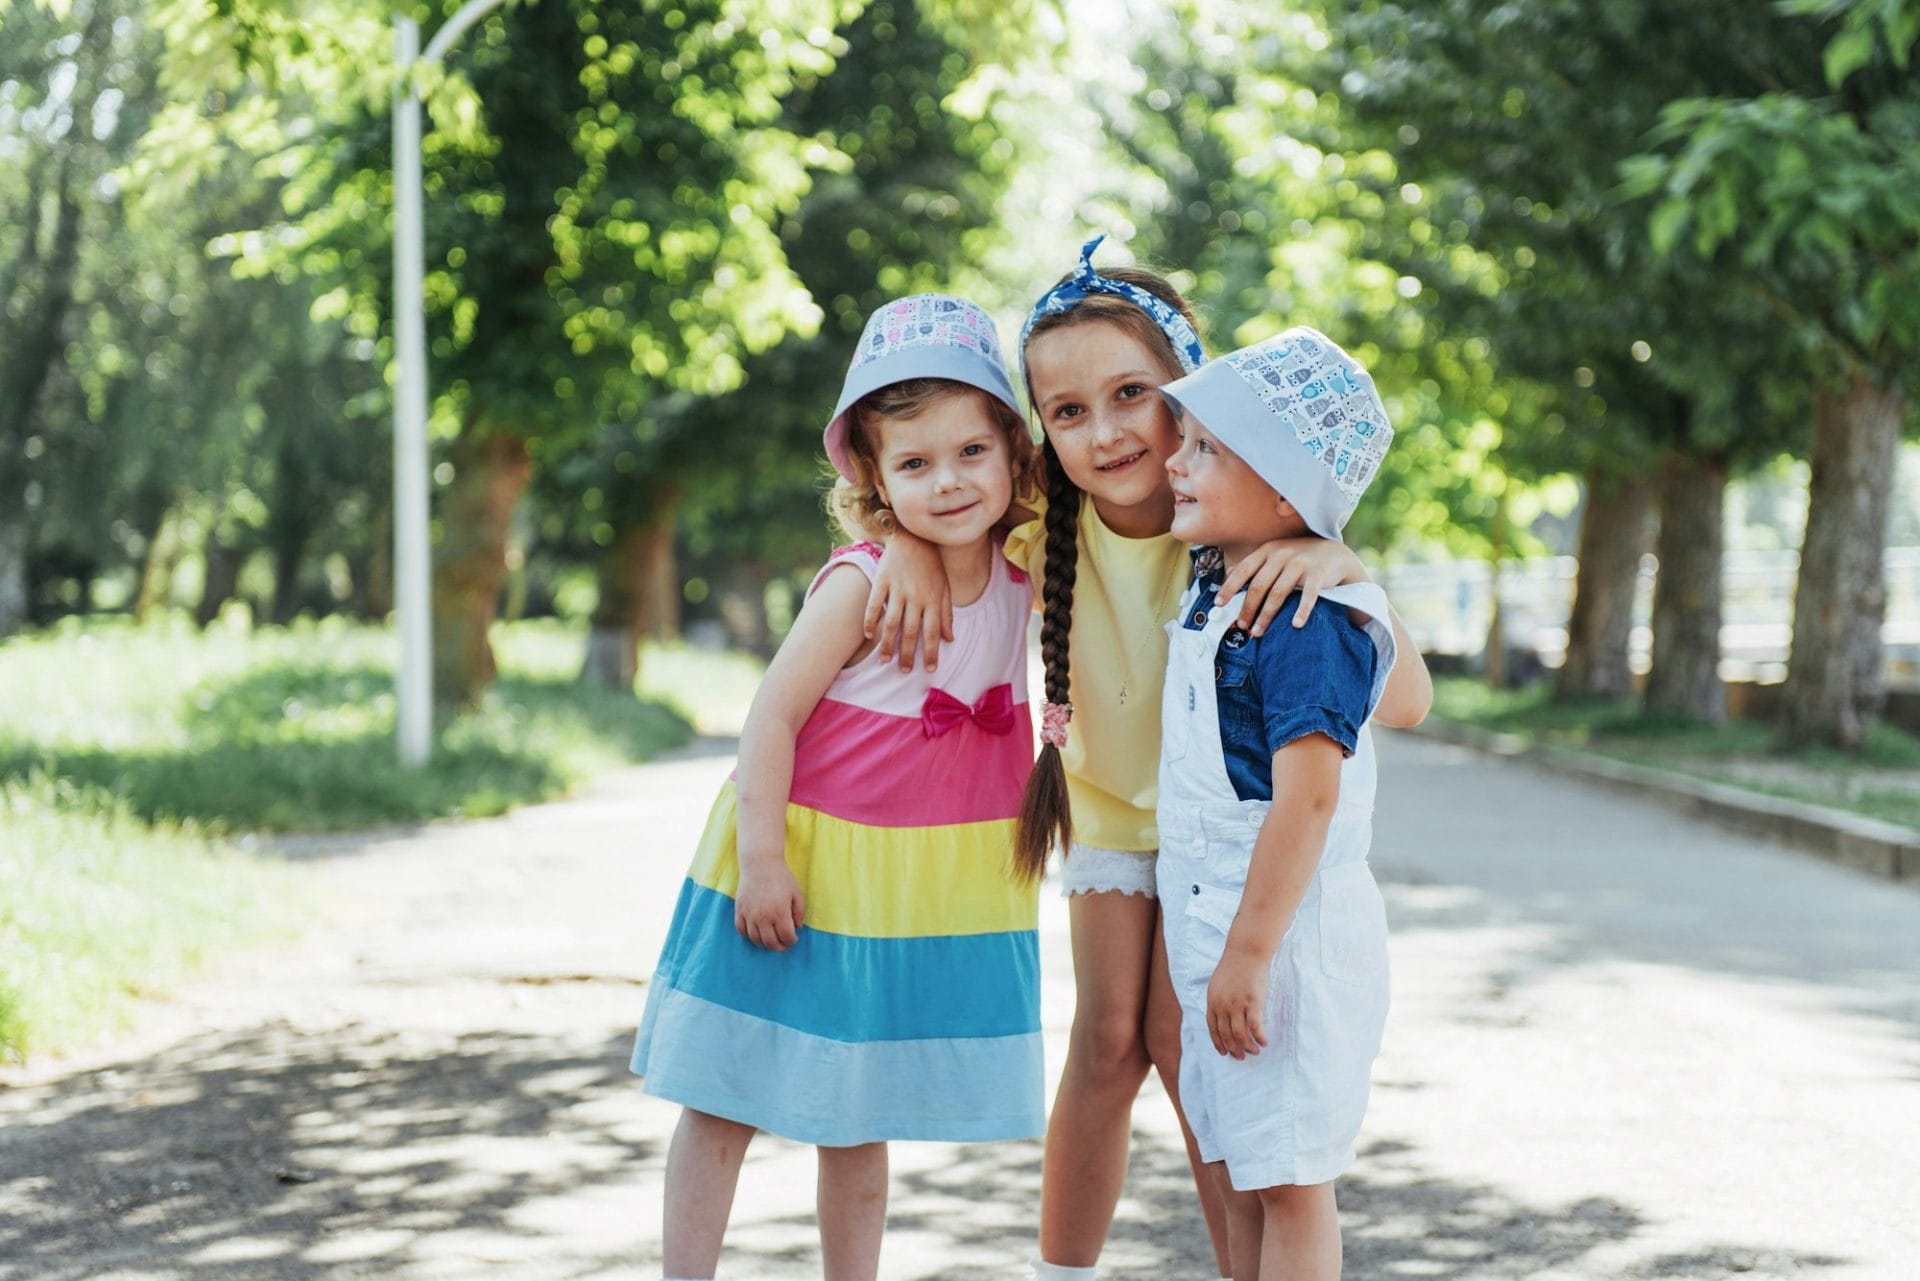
xmin=4 ymin=0 xmax=1917 ymax=749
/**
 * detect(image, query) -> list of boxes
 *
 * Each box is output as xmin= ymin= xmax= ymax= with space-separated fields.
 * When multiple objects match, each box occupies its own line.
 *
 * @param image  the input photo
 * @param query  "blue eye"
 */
xmin=962 ymin=442 xmax=987 ymax=456
xmin=901 ymin=458 xmax=926 ymax=470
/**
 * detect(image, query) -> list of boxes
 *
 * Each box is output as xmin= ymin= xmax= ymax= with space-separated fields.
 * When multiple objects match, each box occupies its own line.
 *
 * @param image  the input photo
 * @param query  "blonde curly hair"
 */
xmin=828 ymin=378 xmax=1037 ymax=543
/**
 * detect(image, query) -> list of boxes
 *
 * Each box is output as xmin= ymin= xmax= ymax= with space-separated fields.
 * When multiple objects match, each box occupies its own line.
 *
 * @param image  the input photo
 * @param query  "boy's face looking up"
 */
xmin=1166 ymin=407 xmax=1311 ymax=561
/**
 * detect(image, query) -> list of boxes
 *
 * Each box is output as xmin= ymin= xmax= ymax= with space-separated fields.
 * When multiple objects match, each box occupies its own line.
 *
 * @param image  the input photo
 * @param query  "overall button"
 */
xmin=1191 ymin=884 xmax=1201 ymax=895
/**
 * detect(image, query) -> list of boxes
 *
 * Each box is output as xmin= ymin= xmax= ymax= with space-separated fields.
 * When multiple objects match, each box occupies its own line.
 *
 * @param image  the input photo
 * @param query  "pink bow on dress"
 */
xmin=921 ymin=683 xmax=1017 ymax=738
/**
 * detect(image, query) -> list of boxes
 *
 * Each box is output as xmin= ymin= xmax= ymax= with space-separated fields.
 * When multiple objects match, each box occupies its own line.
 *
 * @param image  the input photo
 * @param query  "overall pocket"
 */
xmin=1317 ymin=862 xmax=1388 ymax=986
xmin=1177 ymin=882 xmax=1240 ymax=993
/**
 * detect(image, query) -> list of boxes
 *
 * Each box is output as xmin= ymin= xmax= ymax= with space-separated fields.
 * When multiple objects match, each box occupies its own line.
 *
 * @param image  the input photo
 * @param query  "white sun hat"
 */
xmin=1159 ymin=326 xmax=1394 ymax=540
xmin=823 ymin=293 xmax=1021 ymax=480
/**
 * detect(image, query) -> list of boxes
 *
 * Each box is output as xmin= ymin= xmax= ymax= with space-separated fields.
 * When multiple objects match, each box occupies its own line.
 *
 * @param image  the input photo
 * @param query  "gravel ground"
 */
xmin=2 ymin=732 xmax=1917 ymax=1280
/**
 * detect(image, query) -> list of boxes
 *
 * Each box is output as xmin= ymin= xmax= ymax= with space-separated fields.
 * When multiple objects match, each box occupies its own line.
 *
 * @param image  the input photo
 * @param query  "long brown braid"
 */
xmin=1011 ymin=267 xmax=1202 ymax=882
xmin=1013 ymin=438 xmax=1082 ymax=880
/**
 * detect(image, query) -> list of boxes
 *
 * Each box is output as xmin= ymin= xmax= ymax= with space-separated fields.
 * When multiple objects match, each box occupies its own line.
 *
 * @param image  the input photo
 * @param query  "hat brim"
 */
xmin=824 ymin=345 xmax=1021 ymax=480
xmin=1159 ymin=362 xmax=1349 ymax=542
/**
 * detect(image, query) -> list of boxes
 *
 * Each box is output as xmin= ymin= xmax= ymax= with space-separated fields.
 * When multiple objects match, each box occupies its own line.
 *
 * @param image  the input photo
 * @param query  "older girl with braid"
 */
xmin=869 ymin=241 xmax=1433 ymax=1281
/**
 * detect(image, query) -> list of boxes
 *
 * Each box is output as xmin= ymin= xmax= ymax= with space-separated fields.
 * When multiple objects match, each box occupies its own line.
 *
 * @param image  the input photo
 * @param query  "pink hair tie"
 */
xmin=1040 ymin=701 xmax=1073 ymax=749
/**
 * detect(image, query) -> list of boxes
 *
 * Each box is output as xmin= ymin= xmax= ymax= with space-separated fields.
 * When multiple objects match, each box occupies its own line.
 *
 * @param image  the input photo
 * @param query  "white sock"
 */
xmin=1032 ymin=1263 xmax=1099 ymax=1281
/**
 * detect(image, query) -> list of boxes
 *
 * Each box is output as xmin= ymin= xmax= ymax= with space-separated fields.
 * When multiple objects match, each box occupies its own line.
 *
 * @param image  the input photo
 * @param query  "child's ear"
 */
xmin=1273 ymin=493 xmax=1300 ymax=522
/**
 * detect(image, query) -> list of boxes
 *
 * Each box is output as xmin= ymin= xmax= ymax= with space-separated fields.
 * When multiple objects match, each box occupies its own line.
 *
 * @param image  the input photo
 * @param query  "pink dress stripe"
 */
xmin=783 ymin=698 xmax=1034 ymax=828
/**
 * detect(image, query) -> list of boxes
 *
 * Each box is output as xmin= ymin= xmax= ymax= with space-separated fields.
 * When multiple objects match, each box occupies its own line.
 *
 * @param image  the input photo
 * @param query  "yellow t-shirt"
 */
xmin=1005 ymin=493 xmax=1189 ymax=852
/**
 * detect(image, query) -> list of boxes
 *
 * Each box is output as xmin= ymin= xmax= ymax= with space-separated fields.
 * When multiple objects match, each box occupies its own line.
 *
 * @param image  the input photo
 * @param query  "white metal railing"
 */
xmin=1378 ymin=547 xmax=1920 ymax=682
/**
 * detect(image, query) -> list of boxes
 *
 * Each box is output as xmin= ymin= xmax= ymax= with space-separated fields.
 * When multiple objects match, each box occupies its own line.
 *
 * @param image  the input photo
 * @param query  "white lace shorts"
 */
xmin=1060 ymin=841 xmax=1159 ymax=898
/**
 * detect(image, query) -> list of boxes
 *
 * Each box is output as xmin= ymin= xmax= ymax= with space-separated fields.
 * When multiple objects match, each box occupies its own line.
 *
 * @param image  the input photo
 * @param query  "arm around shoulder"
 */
xmin=1374 ymin=605 xmax=1433 ymax=728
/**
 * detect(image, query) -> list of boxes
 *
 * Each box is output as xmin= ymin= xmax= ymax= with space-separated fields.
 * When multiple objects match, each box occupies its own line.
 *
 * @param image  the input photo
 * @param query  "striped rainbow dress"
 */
xmin=631 ymin=542 xmax=1043 ymax=1144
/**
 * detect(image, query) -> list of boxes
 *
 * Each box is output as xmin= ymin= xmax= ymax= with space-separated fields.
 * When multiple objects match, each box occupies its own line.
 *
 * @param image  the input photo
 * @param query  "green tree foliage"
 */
xmin=1625 ymin=0 xmax=1920 ymax=747
xmin=540 ymin=0 xmax=1030 ymax=682
xmin=1288 ymin=0 xmax=1813 ymax=709
xmin=191 ymin=0 xmax=850 ymax=704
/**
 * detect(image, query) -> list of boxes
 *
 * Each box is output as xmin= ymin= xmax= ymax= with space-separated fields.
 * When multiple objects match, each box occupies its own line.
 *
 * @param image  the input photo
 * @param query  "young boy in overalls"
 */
xmin=1155 ymin=327 xmax=1399 ymax=1281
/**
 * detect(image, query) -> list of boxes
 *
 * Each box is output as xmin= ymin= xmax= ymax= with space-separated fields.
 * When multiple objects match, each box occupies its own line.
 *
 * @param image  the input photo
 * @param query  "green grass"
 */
xmin=0 ymin=773 xmax=302 ymax=1060
xmin=0 ymin=616 xmax=743 ymax=832
xmin=0 ymin=615 xmax=763 ymax=1058
xmin=1430 ymin=677 xmax=1920 ymax=830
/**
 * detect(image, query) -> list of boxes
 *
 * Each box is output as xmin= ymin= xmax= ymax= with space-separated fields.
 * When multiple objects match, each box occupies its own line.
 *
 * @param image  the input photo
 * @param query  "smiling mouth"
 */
xmin=1097 ymin=451 xmax=1147 ymax=472
xmin=933 ymin=501 xmax=980 ymax=517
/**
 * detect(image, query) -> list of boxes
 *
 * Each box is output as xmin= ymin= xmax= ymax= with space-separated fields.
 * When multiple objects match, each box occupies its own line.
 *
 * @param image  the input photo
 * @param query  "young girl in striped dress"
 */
xmin=631 ymin=294 xmax=1044 ymax=1281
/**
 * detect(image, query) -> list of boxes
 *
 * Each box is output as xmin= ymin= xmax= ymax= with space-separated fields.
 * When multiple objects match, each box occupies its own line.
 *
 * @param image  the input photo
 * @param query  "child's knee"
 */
xmin=1254 ymin=1180 xmax=1334 ymax=1218
xmin=1070 ymin=1009 xmax=1151 ymax=1078
xmin=682 ymin=1108 xmax=756 ymax=1147
xmin=1142 ymin=1003 xmax=1183 ymax=1074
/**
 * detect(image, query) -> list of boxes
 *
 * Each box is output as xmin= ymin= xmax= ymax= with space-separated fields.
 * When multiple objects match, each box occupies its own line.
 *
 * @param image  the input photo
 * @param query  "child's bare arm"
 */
xmin=864 ymin=530 xmax=953 ymax=672
xmin=733 ymin=566 xmax=869 ymax=951
xmin=1207 ymin=735 xmax=1343 ymax=1059
xmin=1374 ymin=607 xmax=1433 ymax=728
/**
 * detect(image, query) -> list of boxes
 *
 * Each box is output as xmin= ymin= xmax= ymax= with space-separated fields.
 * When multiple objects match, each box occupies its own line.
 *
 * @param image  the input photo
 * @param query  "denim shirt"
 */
xmin=1180 ymin=549 xmax=1379 ymax=803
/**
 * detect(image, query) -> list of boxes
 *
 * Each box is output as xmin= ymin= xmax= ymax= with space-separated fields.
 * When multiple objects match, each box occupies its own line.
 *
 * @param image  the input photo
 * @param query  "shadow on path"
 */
xmin=0 ymin=1023 xmax=648 ymax=1280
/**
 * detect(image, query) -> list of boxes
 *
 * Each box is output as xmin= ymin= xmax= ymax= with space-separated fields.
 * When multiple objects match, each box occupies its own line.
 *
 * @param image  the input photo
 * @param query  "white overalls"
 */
xmin=1156 ymin=578 xmax=1397 ymax=1191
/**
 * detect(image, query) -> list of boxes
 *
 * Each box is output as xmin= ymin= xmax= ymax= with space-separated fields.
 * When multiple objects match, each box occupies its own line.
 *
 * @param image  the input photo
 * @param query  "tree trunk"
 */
xmin=715 ymin=559 xmax=774 ymax=660
xmin=196 ymin=537 xmax=243 ymax=628
xmin=361 ymin=504 xmax=393 ymax=621
xmin=637 ymin=500 xmax=681 ymax=644
xmin=0 ymin=506 xmax=28 ymax=638
xmin=580 ymin=489 xmax=680 ymax=691
xmin=1781 ymin=376 xmax=1903 ymax=750
xmin=432 ymin=430 xmax=533 ymax=708
xmin=1643 ymin=451 xmax=1727 ymax=724
xmin=133 ymin=505 xmax=181 ymax=623
xmin=1556 ymin=469 xmax=1653 ymax=701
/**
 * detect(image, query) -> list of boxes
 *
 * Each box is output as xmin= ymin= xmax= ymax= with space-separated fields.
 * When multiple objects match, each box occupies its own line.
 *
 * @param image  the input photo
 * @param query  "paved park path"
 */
xmin=4 ymin=733 xmax=1919 ymax=1280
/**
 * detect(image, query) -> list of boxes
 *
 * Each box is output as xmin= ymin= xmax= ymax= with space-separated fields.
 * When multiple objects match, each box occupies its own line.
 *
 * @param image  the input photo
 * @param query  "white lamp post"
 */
xmin=391 ymin=0 xmax=507 ymax=767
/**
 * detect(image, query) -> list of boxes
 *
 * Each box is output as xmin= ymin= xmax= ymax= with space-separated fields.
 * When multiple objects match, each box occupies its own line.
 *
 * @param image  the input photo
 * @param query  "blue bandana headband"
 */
xmin=1019 ymin=235 xmax=1206 ymax=378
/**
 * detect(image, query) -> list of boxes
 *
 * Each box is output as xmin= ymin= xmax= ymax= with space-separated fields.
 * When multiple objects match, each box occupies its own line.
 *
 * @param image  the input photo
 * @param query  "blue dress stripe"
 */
xmin=634 ymin=986 xmax=1046 ymax=1145
xmin=652 ymin=880 xmax=1040 ymax=1043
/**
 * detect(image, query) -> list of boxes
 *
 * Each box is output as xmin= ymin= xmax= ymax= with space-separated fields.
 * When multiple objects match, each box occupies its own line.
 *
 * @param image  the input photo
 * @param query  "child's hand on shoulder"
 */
xmin=1220 ymin=538 xmax=1369 ymax=637
xmin=735 ymin=860 xmax=807 ymax=951
xmin=1206 ymin=943 xmax=1273 ymax=1060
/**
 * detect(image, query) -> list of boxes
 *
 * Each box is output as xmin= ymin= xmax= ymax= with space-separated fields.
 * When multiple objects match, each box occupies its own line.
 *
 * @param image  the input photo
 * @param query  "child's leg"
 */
xmin=1037 ymin=889 xmax=1159 ymax=1267
xmin=1145 ymin=918 xmax=1233 ymax=1276
xmin=662 ymin=1108 xmax=756 ymax=1279
xmin=818 ymin=1140 xmax=888 ymax=1281
xmin=1209 ymin=1163 xmax=1264 ymax=1281
xmin=1253 ymin=1182 xmax=1340 ymax=1281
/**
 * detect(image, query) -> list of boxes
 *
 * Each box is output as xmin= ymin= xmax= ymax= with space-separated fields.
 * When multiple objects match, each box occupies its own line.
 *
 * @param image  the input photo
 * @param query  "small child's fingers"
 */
xmin=862 ymin=587 xmax=888 ymax=641
xmin=1291 ymin=582 xmax=1323 ymax=629
xmin=1216 ymin=557 xmax=1257 ymax=606
xmin=897 ymin=612 xmax=923 ymax=673
xmin=875 ymin=598 xmax=904 ymax=660
xmin=1234 ymin=561 xmax=1281 ymax=628
xmin=1245 ymin=563 xmax=1298 ymax=635
xmin=941 ymin=597 xmax=955 ymax=643
xmin=775 ymin=911 xmax=798 ymax=948
xmin=921 ymin=612 xmax=942 ymax=673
